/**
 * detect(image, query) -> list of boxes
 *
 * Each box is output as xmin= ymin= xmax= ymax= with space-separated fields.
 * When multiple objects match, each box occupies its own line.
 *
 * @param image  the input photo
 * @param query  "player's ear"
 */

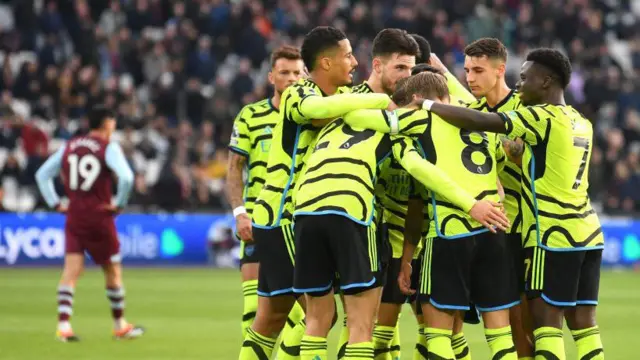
xmin=319 ymin=56 xmax=332 ymax=71
xmin=497 ymin=62 xmax=506 ymax=77
xmin=267 ymin=71 xmax=274 ymax=85
xmin=542 ymin=75 xmax=553 ymax=89
xmin=372 ymin=57 xmax=382 ymax=74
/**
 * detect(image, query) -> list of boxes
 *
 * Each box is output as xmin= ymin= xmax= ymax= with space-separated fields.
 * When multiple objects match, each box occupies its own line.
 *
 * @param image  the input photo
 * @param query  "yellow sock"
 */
xmin=519 ymin=357 xmax=534 ymax=360
xmin=390 ymin=323 xmax=401 ymax=360
xmin=413 ymin=325 xmax=428 ymax=360
xmin=241 ymin=280 xmax=258 ymax=339
xmin=372 ymin=324 xmax=394 ymax=360
xmin=239 ymin=327 xmax=276 ymax=360
xmin=533 ymin=327 xmax=565 ymax=360
xmin=485 ymin=326 xmax=517 ymax=359
xmin=571 ymin=326 xmax=604 ymax=360
xmin=278 ymin=318 xmax=306 ymax=359
xmin=345 ymin=342 xmax=375 ymax=359
xmin=425 ymin=327 xmax=455 ymax=360
xmin=300 ymin=335 xmax=327 ymax=360
xmin=338 ymin=316 xmax=349 ymax=359
xmin=452 ymin=332 xmax=472 ymax=360
xmin=277 ymin=302 xmax=306 ymax=360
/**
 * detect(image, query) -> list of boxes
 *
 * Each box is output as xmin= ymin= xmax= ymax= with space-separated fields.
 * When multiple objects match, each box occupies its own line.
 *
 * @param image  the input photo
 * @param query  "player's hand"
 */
xmin=236 ymin=213 xmax=253 ymax=242
xmin=469 ymin=200 xmax=510 ymax=233
xmin=386 ymin=100 xmax=399 ymax=111
xmin=101 ymin=204 xmax=123 ymax=215
xmin=55 ymin=204 xmax=67 ymax=213
xmin=502 ymin=137 xmax=524 ymax=167
xmin=398 ymin=260 xmax=415 ymax=295
xmin=429 ymin=53 xmax=449 ymax=73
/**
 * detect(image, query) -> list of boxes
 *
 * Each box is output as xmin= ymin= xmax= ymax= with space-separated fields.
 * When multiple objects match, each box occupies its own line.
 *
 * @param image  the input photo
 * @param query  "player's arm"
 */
xmin=421 ymin=101 xmax=506 ymax=133
xmin=398 ymin=197 xmax=423 ymax=296
xmin=35 ymin=147 xmax=64 ymax=209
xmin=445 ymin=72 xmax=475 ymax=104
xmin=502 ymin=137 xmax=525 ymax=167
xmin=226 ymin=108 xmax=251 ymax=210
xmin=292 ymin=87 xmax=392 ymax=125
xmin=342 ymin=108 xmax=424 ymax=134
xmin=105 ymin=142 xmax=134 ymax=209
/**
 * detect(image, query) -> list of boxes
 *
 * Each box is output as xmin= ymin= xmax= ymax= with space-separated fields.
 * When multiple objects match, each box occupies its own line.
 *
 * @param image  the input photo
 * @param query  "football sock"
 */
xmin=106 ymin=287 xmax=126 ymax=330
xmin=452 ymin=332 xmax=472 ymax=360
xmin=533 ymin=327 xmax=565 ymax=360
xmin=413 ymin=325 xmax=428 ymax=360
xmin=338 ymin=316 xmax=349 ymax=359
xmin=241 ymin=280 xmax=259 ymax=339
xmin=57 ymin=285 xmax=74 ymax=331
xmin=485 ymin=326 xmax=517 ymax=359
xmin=239 ymin=327 xmax=276 ymax=359
xmin=278 ymin=318 xmax=306 ymax=359
xmin=345 ymin=342 xmax=375 ymax=359
xmin=425 ymin=327 xmax=455 ymax=360
xmin=300 ymin=335 xmax=327 ymax=360
xmin=390 ymin=323 xmax=401 ymax=360
xmin=571 ymin=326 xmax=604 ymax=360
xmin=372 ymin=324 xmax=394 ymax=360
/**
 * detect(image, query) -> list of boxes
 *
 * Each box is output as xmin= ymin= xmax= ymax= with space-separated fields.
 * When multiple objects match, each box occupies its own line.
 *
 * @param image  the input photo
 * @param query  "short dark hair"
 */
xmin=301 ymin=26 xmax=347 ymax=71
xmin=464 ymin=38 xmax=508 ymax=62
xmin=371 ymin=28 xmax=420 ymax=58
xmin=88 ymin=105 xmax=114 ymax=130
xmin=526 ymin=48 xmax=572 ymax=88
xmin=411 ymin=63 xmax=444 ymax=76
xmin=410 ymin=34 xmax=431 ymax=64
xmin=270 ymin=45 xmax=302 ymax=68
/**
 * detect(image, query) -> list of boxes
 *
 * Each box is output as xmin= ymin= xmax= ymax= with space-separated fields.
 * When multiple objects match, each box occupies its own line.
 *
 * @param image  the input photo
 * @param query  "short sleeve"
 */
xmin=229 ymin=107 xmax=251 ymax=156
xmin=498 ymin=106 xmax=550 ymax=145
xmin=289 ymin=85 xmax=320 ymax=124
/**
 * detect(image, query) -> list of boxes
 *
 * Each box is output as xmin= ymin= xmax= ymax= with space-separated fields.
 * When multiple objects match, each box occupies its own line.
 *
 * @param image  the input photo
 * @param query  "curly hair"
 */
xmin=526 ymin=48 xmax=572 ymax=88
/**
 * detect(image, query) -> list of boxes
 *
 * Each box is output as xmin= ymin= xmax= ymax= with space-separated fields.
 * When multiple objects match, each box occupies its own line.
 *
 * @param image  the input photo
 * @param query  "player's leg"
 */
xmin=452 ymin=313 xmax=471 ymax=360
xmin=507 ymin=233 xmax=535 ymax=359
xmin=56 ymin=252 xmax=85 ymax=342
xmin=239 ymin=241 xmax=260 ymax=339
xmin=101 ymin=260 xmax=145 ymax=339
xmin=419 ymin=237 xmax=472 ymax=359
xmin=374 ymin=258 xmax=405 ymax=360
xmin=473 ymin=232 xmax=519 ymax=360
xmin=240 ymin=225 xmax=299 ymax=359
xmin=292 ymin=215 xmax=338 ymax=360
xmin=525 ymin=247 xmax=586 ymax=360
xmin=564 ymin=250 xmax=604 ymax=360
xmin=336 ymin=216 xmax=384 ymax=359
xmin=410 ymin=301 xmax=428 ymax=360
xmin=337 ymin=292 xmax=350 ymax=360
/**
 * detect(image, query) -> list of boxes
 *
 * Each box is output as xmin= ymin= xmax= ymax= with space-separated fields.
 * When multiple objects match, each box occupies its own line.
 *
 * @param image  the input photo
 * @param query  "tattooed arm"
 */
xmin=502 ymin=137 xmax=525 ymax=168
xmin=225 ymin=152 xmax=253 ymax=241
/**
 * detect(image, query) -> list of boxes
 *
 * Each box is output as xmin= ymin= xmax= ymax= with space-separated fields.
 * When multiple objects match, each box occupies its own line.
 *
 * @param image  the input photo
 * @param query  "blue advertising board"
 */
xmin=0 ymin=212 xmax=234 ymax=266
xmin=0 ymin=212 xmax=638 ymax=267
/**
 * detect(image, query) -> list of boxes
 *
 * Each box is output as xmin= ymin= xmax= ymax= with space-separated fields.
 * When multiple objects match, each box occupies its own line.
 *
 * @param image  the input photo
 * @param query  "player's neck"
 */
xmin=309 ymin=72 xmax=340 ymax=95
xmin=543 ymin=89 xmax=566 ymax=106
xmin=88 ymin=130 xmax=108 ymax=141
xmin=270 ymin=93 xmax=281 ymax=110
xmin=366 ymin=74 xmax=385 ymax=95
xmin=485 ymin=81 xmax=512 ymax=108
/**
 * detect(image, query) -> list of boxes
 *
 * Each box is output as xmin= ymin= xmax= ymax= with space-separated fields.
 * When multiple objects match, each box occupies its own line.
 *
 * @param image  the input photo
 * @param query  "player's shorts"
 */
xmin=253 ymin=224 xmax=296 ymax=297
xmin=524 ymin=247 xmax=602 ymax=307
xmin=65 ymin=219 xmax=119 ymax=265
xmin=239 ymin=240 xmax=259 ymax=266
xmin=419 ymin=232 xmax=519 ymax=312
xmin=293 ymin=215 xmax=378 ymax=297
xmin=375 ymin=222 xmax=391 ymax=288
xmin=381 ymin=257 xmax=407 ymax=304
xmin=507 ymin=232 xmax=526 ymax=293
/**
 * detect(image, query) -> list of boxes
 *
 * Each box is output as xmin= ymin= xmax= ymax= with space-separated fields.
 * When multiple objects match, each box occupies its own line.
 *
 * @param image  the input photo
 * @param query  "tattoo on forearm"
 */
xmin=225 ymin=153 xmax=246 ymax=208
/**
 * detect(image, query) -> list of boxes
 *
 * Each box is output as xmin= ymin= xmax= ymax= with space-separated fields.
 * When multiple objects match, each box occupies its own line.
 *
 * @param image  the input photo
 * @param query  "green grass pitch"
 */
xmin=1 ymin=268 xmax=638 ymax=359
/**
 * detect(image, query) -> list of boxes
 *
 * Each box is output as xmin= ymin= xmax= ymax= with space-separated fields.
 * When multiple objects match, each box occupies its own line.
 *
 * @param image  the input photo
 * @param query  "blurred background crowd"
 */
xmin=0 ymin=0 xmax=638 ymax=214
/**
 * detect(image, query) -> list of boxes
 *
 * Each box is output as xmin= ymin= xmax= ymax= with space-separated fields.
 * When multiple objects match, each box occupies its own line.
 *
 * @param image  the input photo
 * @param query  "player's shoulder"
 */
xmin=286 ymin=78 xmax=321 ymax=96
xmin=465 ymin=96 xmax=487 ymax=110
xmin=351 ymin=82 xmax=373 ymax=94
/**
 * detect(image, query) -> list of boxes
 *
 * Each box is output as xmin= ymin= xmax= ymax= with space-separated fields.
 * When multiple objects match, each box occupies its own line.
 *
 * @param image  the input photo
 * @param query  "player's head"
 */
xmin=517 ymin=48 xmax=572 ymax=106
xmin=410 ymin=34 xmax=431 ymax=64
xmin=301 ymin=26 xmax=356 ymax=86
xmin=463 ymin=38 xmax=508 ymax=97
xmin=88 ymin=105 xmax=116 ymax=136
xmin=371 ymin=28 xmax=419 ymax=96
xmin=268 ymin=45 xmax=304 ymax=96
xmin=394 ymin=72 xmax=449 ymax=107
xmin=411 ymin=63 xmax=444 ymax=76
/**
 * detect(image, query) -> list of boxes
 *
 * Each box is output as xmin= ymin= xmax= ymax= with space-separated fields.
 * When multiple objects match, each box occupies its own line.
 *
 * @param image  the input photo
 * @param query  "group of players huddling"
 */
xmin=228 ymin=26 xmax=605 ymax=360
xmin=31 ymin=23 xmax=604 ymax=360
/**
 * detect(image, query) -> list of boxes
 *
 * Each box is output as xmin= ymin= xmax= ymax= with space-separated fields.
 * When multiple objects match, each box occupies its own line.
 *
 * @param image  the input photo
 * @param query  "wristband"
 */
xmin=233 ymin=206 xmax=247 ymax=217
xmin=386 ymin=110 xmax=399 ymax=135
xmin=422 ymin=99 xmax=434 ymax=111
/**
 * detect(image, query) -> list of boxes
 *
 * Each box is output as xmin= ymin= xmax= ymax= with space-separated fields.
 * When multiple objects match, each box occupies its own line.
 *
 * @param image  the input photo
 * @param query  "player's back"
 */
xmin=401 ymin=109 xmax=502 ymax=239
xmin=61 ymin=135 xmax=113 ymax=221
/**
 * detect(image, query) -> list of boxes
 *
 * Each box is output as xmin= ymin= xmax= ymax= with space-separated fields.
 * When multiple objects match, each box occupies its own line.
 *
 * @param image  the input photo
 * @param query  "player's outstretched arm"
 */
xmin=296 ymin=92 xmax=393 ymax=124
xmin=35 ymin=147 xmax=64 ymax=209
xmin=342 ymin=109 xmax=396 ymax=133
xmin=422 ymin=101 xmax=506 ymax=133
xmin=105 ymin=142 xmax=134 ymax=209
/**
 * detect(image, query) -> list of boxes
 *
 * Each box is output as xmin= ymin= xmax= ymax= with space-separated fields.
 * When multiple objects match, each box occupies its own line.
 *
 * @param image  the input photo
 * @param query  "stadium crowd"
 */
xmin=0 ymin=0 xmax=638 ymax=213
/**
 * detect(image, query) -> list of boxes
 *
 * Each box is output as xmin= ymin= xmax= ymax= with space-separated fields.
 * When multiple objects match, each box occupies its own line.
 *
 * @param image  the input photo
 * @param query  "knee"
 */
xmin=254 ymin=309 xmax=288 ymax=336
xmin=566 ymin=307 xmax=597 ymax=330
